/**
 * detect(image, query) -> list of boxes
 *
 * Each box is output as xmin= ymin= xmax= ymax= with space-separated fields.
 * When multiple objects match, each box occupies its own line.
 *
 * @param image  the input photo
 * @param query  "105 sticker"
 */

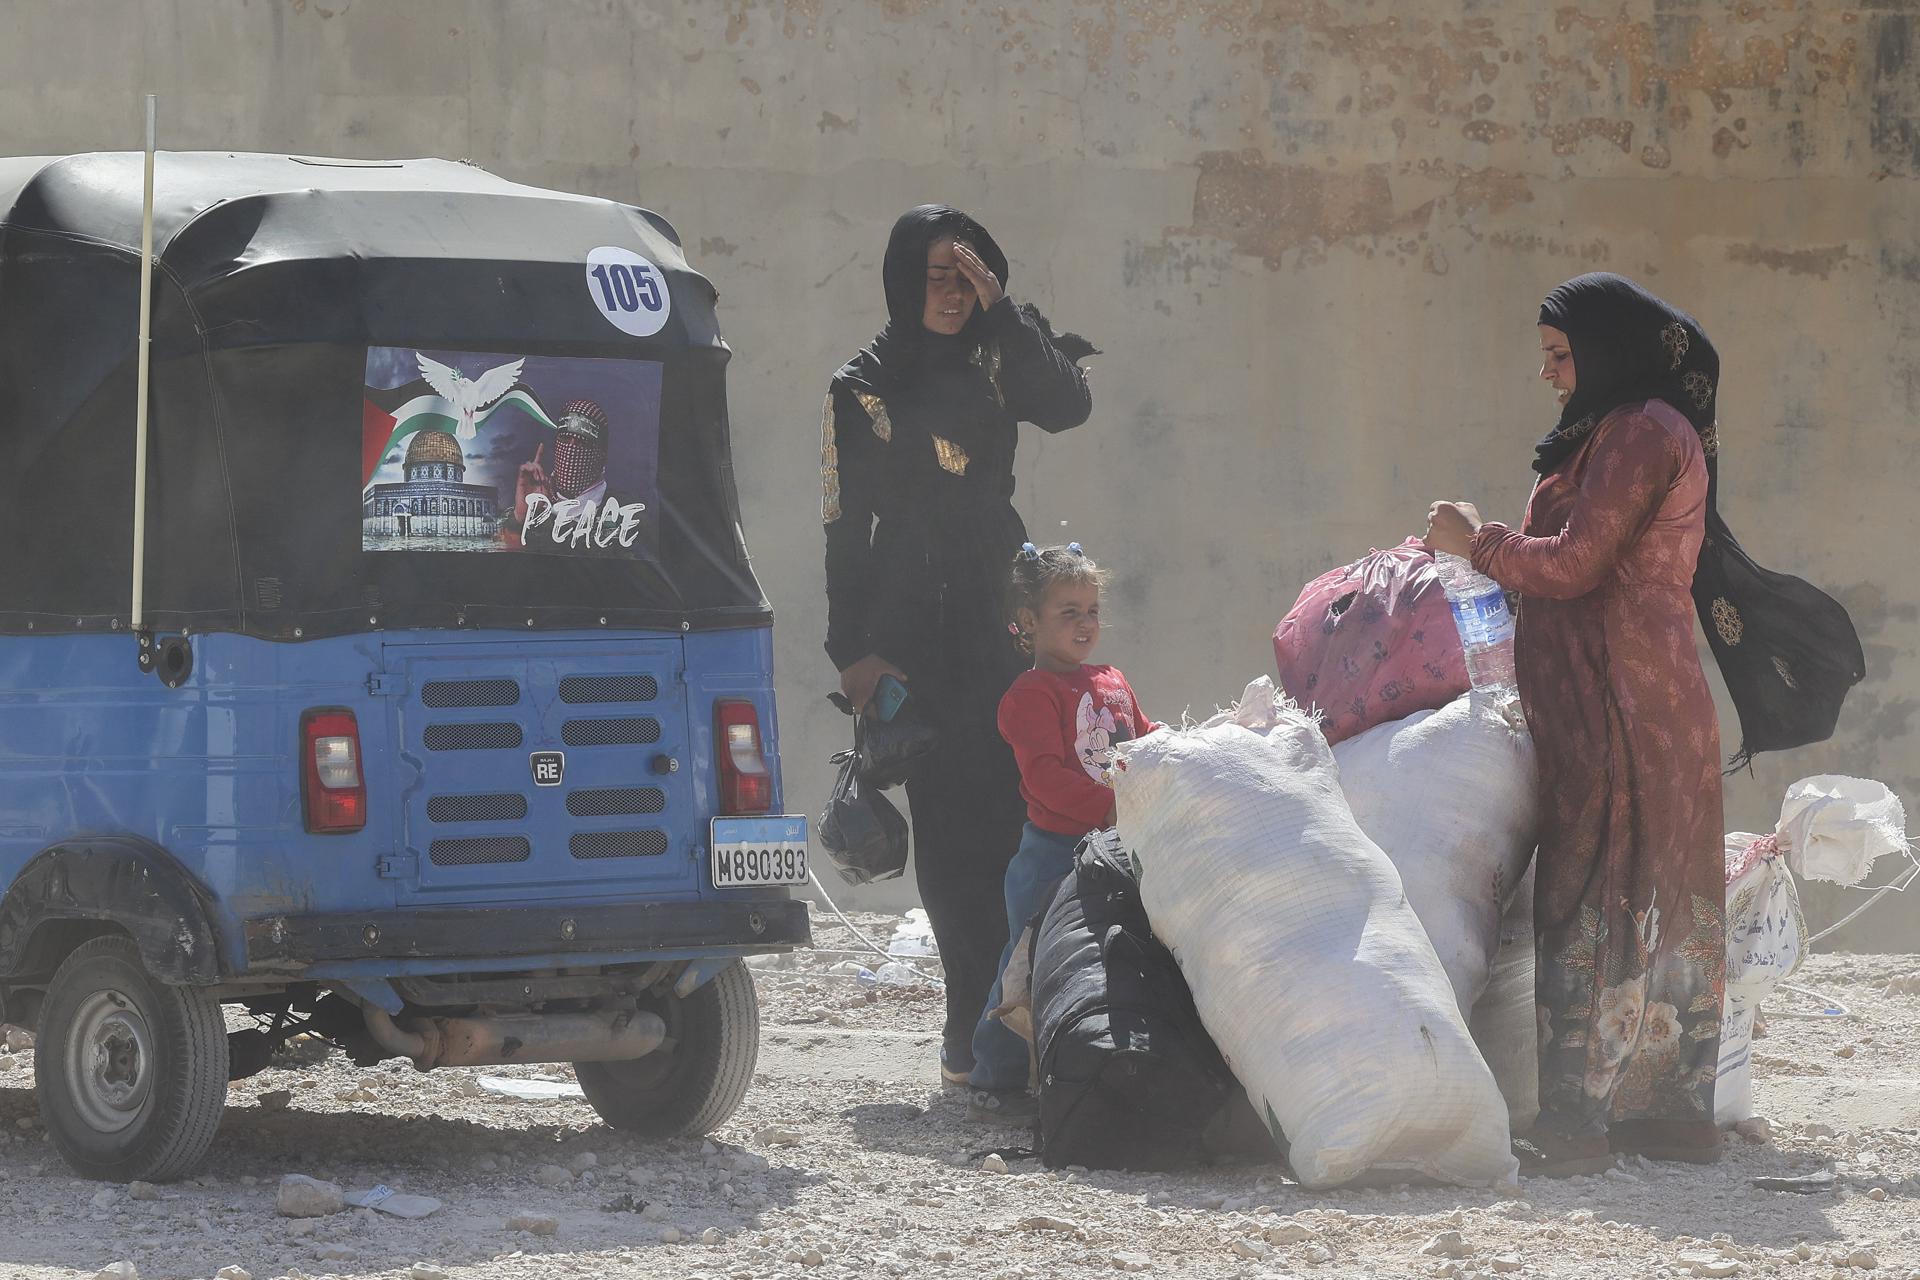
xmin=586 ymin=245 xmax=672 ymax=338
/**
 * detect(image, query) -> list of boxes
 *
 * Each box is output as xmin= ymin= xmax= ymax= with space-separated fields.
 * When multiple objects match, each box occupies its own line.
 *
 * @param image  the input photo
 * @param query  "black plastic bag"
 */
xmin=826 ymin=692 xmax=939 ymax=790
xmin=817 ymin=746 xmax=909 ymax=886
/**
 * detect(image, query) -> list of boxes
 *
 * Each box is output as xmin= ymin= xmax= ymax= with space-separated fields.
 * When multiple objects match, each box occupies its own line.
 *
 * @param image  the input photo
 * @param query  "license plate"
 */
xmin=710 ymin=816 xmax=809 ymax=888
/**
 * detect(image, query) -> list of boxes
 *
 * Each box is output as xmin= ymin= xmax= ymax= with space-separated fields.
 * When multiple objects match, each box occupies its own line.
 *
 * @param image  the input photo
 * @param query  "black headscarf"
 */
xmin=853 ymin=205 xmax=1097 ymax=394
xmin=1535 ymin=273 xmax=1865 ymax=768
xmin=856 ymin=205 xmax=1011 ymax=396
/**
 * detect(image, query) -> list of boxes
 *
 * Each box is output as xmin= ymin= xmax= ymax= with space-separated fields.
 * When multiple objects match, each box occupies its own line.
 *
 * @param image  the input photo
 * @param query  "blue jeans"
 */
xmin=968 ymin=823 xmax=1081 ymax=1093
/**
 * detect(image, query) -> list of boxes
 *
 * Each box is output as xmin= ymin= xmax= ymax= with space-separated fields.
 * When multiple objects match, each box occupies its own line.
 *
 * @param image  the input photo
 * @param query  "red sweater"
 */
xmin=998 ymin=664 xmax=1155 ymax=837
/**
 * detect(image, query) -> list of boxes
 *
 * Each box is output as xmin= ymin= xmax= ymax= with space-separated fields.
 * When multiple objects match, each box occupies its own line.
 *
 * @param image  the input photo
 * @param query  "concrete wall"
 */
xmin=3 ymin=0 xmax=1916 ymax=949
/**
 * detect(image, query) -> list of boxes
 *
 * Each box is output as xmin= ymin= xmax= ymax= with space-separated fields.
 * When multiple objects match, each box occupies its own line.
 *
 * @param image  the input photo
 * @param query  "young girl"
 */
xmin=967 ymin=542 xmax=1157 ymax=1123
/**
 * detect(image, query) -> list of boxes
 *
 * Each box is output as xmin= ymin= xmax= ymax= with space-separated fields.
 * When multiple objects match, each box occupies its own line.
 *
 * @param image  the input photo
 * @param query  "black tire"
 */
xmin=34 ymin=936 xmax=228 ymax=1182
xmin=576 ymin=960 xmax=759 ymax=1138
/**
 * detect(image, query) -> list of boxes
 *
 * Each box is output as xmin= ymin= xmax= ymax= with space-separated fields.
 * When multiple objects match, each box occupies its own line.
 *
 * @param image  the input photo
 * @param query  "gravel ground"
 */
xmin=0 ymin=908 xmax=1916 ymax=1280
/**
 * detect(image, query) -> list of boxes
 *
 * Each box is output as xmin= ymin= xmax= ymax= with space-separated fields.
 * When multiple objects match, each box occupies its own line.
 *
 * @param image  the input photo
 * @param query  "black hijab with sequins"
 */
xmin=854 ymin=205 xmax=1010 ymax=398
xmin=852 ymin=204 xmax=1097 ymax=399
xmin=1536 ymin=272 xmax=1864 ymax=768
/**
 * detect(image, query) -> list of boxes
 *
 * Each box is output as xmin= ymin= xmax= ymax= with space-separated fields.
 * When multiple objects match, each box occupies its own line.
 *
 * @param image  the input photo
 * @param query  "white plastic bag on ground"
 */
xmin=1334 ymin=693 xmax=1538 ymax=1017
xmin=886 ymin=908 xmax=939 ymax=957
xmin=1115 ymin=678 xmax=1517 ymax=1189
xmin=1775 ymin=776 xmax=1908 ymax=887
xmin=1470 ymin=863 xmax=1540 ymax=1133
xmin=1714 ymin=833 xmax=1809 ymax=1126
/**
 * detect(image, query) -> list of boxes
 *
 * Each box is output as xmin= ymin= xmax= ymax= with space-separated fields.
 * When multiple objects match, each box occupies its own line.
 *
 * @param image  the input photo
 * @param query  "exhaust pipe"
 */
xmin=362 ymin=1006 xmax=668 ymax=1071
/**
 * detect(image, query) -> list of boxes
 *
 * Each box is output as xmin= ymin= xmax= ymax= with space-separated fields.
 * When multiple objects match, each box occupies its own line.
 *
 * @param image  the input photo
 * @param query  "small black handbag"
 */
xmin=826 ymin=691 xmax=939 ymax=790
xmin=816 ymin=729 xmax=910 ymax=886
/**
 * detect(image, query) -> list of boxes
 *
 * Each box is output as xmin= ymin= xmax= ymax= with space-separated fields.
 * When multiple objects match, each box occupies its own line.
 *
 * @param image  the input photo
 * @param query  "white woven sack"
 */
xmin=1714 ymin=835 xmax=1809 ymax=1125
xmin=1775 ymin=775 xmax=1908 ymax=887
xmin=1115 ymin=678 xmax=1517 ymax=1189
xmin=1334 ymin=693 xmax=1538 ymax=1018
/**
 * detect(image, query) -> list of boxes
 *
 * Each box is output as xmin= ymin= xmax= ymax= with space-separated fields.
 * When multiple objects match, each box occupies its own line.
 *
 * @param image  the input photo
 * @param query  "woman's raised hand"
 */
xmin=952 ymin=241 xmax=1004 ymax=309
xmin=1425 ymin=501 xmax=1483 ymax=558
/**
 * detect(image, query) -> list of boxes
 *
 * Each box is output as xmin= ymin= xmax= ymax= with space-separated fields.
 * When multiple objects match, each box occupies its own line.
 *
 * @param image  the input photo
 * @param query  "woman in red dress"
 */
xmin=1427 ymin=275 xmax=1863 ymax=1176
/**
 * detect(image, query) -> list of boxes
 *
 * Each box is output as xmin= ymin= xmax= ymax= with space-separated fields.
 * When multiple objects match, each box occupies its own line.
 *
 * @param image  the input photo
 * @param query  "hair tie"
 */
xmin=1018 ymin=542 xmax=1039 ymax=561
xmin=1067 ymin=542 xmax=1083 ymax=556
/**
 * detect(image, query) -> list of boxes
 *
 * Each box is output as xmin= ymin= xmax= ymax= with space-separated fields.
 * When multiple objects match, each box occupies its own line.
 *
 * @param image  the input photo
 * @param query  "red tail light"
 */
xmin=301 ymin=708 xmax=366 ymax=834
xmin=715 ymin=699 xmax=772 ymax=815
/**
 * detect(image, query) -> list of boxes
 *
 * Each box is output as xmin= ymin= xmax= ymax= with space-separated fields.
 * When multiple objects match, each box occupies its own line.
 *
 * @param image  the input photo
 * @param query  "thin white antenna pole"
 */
xmin=131 ymin=94 xmax=156 ymax=629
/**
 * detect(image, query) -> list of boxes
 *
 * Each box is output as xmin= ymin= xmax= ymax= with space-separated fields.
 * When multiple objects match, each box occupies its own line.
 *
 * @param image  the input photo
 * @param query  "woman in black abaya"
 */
xmin=821 ymin=205 xmax=1094 ymax=1095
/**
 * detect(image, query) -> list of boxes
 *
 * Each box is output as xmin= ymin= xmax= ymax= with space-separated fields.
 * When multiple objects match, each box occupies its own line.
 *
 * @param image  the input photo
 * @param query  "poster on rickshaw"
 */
xmin=360 ymin=347 xmax=662 ymax=557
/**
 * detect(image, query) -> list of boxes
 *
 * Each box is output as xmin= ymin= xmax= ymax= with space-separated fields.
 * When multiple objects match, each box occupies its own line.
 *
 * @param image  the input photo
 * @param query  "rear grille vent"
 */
xmin=562 ymin=717 xmax=661 ymax=747
xmin=569 ymin=830 xmax=670 ymax=860
xmin=430 ymin=836 xmax=532 ymax=866
xmin=566 ymin=787 xmax=667 ymax=817
xmin=559 ymin=674 xmax=659 ymax=704
xmin=423 ymin=722 xmax=524 ymax=751
xmin=427 ymin=793 xmax=529 ymax=823
xmin=422 ymin=679 xmax=521 ymax=708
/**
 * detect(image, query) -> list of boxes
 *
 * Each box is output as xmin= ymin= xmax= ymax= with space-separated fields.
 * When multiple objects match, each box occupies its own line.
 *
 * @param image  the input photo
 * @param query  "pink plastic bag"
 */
xmin=1273 ymin=538 xmax=1469 ymax=746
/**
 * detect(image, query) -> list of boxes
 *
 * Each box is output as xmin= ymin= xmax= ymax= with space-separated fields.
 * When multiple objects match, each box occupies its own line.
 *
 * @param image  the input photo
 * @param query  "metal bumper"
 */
xmin=362 ymin=1005 xmax=669 ymax=1069
xmin=243 ymin=896 xmax=810 ymax=967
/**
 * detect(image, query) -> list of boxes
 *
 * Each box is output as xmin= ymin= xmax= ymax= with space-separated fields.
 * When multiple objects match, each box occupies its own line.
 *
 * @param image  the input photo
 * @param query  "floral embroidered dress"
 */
xmin=1471 ymin=399 xmax=1724 ymax=1132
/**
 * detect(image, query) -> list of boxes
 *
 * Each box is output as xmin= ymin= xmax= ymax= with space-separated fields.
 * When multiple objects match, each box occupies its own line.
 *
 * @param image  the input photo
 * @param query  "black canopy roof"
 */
xmin=0 ymin=151 xmax=769 ymax=638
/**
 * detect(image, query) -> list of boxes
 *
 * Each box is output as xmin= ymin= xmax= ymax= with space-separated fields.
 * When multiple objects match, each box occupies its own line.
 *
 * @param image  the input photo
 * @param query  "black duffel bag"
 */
xmin=1031 ymin=838 xmax=1265 ymax=1171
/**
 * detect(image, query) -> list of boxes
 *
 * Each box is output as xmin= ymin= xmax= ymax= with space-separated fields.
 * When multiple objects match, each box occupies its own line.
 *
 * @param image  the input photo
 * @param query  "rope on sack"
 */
xmin=1806 ymin=856 xmax=1920 ymax=948
xmin=1765 ymin=841 xmax=1917 ymax=1023
xmin=805 ymin=869 xmax=946 ymax=987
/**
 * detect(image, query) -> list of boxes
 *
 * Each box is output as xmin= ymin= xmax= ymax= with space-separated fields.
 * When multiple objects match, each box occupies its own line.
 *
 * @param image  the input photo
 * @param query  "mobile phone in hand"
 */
xmin=873 ymin=673 xmax=910 ymax=723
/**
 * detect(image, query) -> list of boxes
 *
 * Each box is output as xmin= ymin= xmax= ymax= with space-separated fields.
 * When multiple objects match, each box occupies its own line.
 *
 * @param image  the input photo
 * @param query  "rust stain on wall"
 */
xmin=1176 ymin=152 xmax=1537 ymax=268
xmin=1018 ymin=0 xmax=1898 ymax=179
xmin=1727 ymin=243 xmax=1854 ymax=279
xmin=1450 ymin=167 xmax=1534 ymax=214
xmin=1179 ymin=150 xmax=1400 ymax=267
xmin=1544 ymin=117 xmax=1635 ymax=156
xmin=1256 ymin=9 xmax=1508 ymax=120
xmin=1552 ymin=8 xmax=1859 ymax=111
xmin=1487 ymin=232 xmax=1613 ymax=265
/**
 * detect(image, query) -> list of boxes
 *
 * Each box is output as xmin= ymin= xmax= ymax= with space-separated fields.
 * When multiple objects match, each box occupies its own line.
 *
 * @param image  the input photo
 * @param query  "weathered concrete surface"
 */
xmin=2 ymin=0 xmax=1915 ymax=945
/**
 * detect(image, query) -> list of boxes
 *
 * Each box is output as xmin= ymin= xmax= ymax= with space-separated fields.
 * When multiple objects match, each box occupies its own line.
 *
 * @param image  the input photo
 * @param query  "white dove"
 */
xmin=415 ymin=353 xmax=526 ymax=441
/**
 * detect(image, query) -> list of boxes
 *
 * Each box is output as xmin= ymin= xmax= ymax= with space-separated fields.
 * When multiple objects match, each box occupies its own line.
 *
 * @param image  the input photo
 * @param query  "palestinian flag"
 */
xmin=361 ymin=380 xmax=562 ymax=487
xmin=486 ymin=384 xmax=564 ymax=432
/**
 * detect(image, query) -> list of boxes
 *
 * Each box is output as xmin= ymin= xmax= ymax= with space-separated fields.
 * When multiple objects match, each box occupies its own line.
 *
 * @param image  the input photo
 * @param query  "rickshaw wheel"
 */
xmin=575 ymin=960 xmax=759 ymax=1138
xmin=35 ymin=936 xmax=228 ymax=1182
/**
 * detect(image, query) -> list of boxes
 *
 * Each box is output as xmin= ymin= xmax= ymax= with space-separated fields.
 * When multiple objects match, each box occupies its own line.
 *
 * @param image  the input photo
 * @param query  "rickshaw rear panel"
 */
xmin=0 ymin=625 xmax=802 ymax=981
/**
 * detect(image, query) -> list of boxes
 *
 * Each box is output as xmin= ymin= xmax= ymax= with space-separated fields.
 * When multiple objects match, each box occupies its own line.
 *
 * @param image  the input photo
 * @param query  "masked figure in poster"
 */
xmin=517 ymin=399 xmax=612 ymax=519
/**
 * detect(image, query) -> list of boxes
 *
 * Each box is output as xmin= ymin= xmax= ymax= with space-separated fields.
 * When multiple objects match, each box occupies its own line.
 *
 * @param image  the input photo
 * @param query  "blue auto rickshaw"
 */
xmin=0 ymin=151 xmax=809 ymax=1180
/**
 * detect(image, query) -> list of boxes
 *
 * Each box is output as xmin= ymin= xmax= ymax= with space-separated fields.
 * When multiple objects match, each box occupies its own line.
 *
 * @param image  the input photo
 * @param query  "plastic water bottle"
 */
xmin=1434 ymin=553 xmax=1517 ymax=694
